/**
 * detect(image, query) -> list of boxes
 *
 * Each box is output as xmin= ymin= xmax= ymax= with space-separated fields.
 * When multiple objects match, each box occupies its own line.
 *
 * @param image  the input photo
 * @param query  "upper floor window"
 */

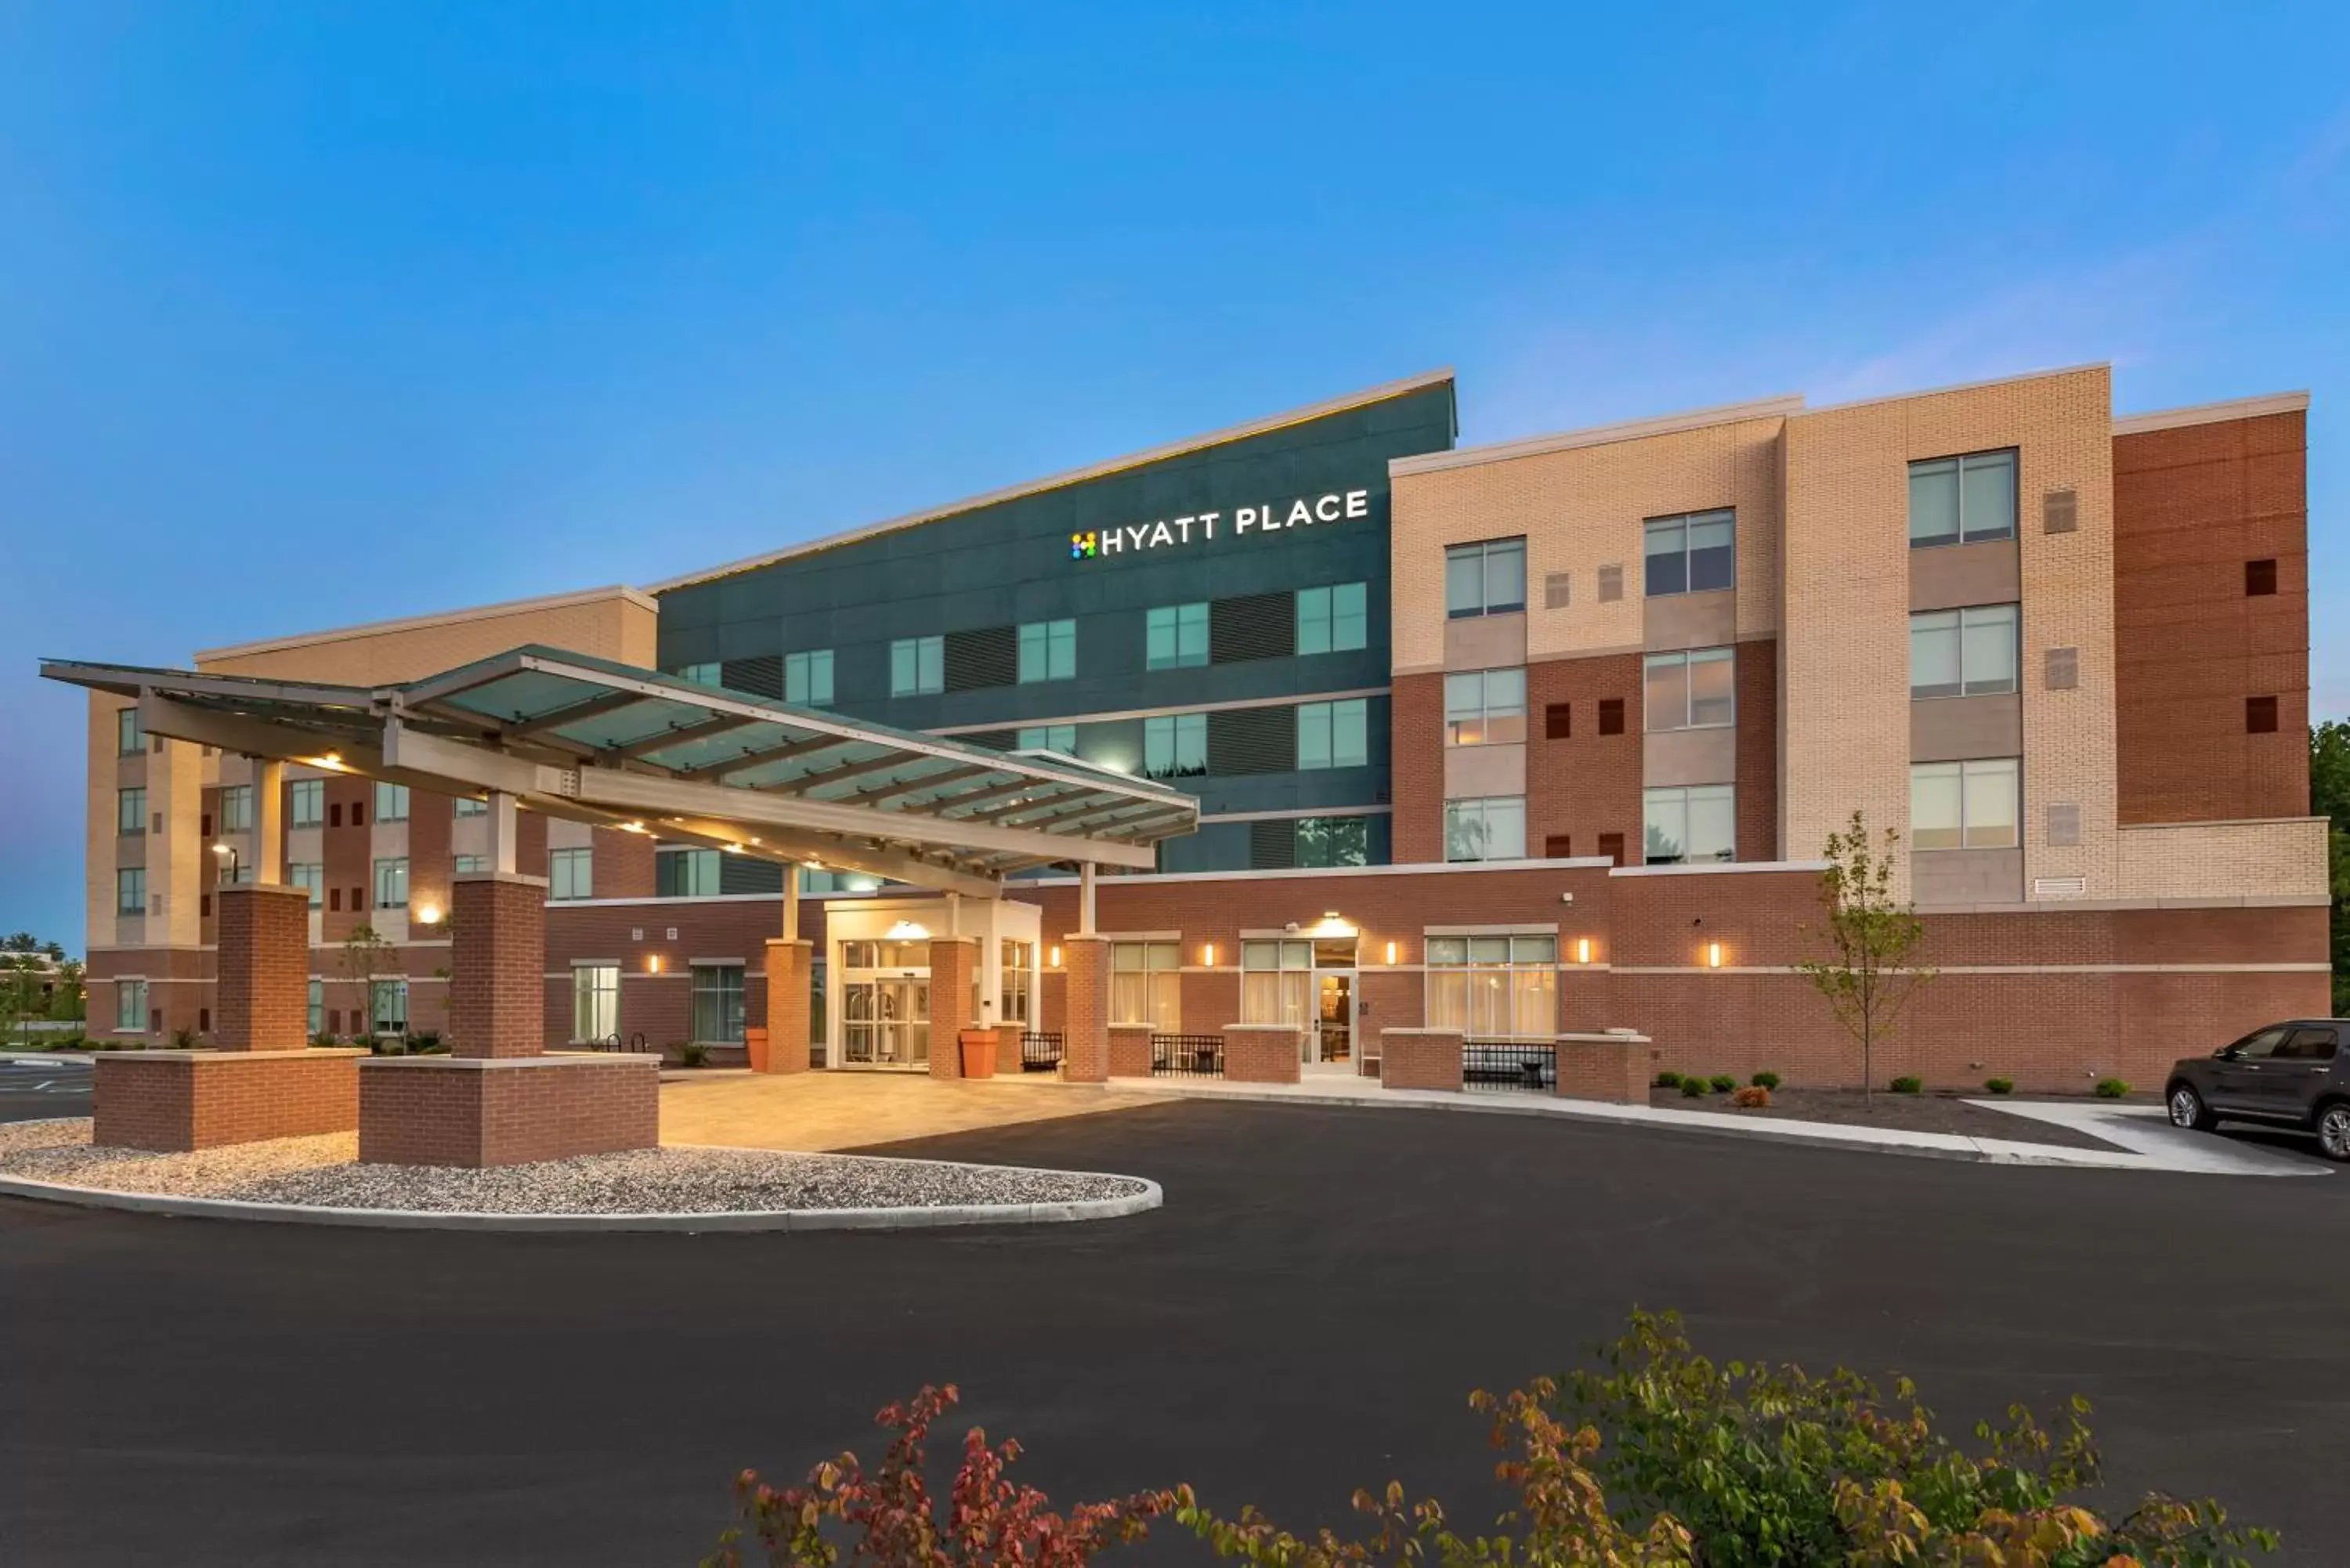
xmin=1018 ymin=619 xmax=1076 ymax=683
xmin=1910 ymin=605 xmax=2018 ymax=698
xmin=1444 ymin=668 xmax=1527 ymax=746
xmin=1295 ymin=815 xmax=1370 ymax=868
xmin=1017 ymin=724 xmax=1078 ymax=756
xmin=118 ymin=787 xmax=146 ymax=836
xmin=1146 ymin=604 xmax=1209 ymax=670
xmin=372 ymin=782 xmax=408 ymax=822
xmin=671 ymin=663 xmax=722 ymax=688
xmin=372 ymin=856 xmax=409 ymax=909
xmin=549 ymin=847 xmax=593 ymax=901
xmin=116 ymin=866 xmax=147 ymax=916
xmin=219 ymin=785 xmax=255 ymax=833
xmin=117 ymin=707 xmax=144 ymax=756
xmin=289 ymin=779 xmax=324 ymax=827
xmin=1644 ymin=509 xmax=1735 ymax=596
xmin=657 ymin=847 xmax=719 ymax=898
xmin=1910 ymin=758 xmax=2019 ymax=850
xmin=1296 ymin=583 xmax=1368 ymax=654
xmin=1445 ymin=538 xmax=1526 ymax=619
xmin=454 ymin=854 xmax=488 ymax=874
xmin=1643 ymin=784 xmax=1736 ymax=865
xmin=454 ymin=797 xmax=487 ymax=818
xmin=786 ymin=649 xmax=835 ymax=706
xmin=1909 ymin=450 xmax=2016 ymax=547
xmin=288 ymin=862 xmax=325 ymax=908
xmin=1297 ymin=699 xmax=1368 ymax=771
xmin=890 ymin=636 xmax=943 ymax=696
xmin=1643 ymin=649 xmax=1735 ymax=731
xmin=1443 ymin=796 xmax=1526 ymax=862
xmin=1143 ymin=713 xmax=1206 ymax=778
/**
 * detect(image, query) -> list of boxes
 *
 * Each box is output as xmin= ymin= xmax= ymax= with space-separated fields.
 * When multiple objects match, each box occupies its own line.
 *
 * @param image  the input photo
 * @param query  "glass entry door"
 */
xmin=1314 ymin=971 xmax=1353 ymax=1064
xmin=841 ymin=975 xmax=931 ymax=1068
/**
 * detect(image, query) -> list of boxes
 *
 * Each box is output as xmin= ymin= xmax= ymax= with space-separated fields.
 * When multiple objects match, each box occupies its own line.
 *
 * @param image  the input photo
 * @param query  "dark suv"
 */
xmin=2164 ymin=1020 xmax=2349 ymax=1161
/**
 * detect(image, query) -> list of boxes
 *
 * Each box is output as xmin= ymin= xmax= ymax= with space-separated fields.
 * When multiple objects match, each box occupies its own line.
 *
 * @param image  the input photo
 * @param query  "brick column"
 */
xmin=761 ymin=938 xmax=812 ymax=1074
xmin=927 ymin=937 xmax=977 ymax=1078
xmin=214 ymin=883 xmax=312 ymax=1052
xmin=1379 ymin=1028 xmax=1464 ymax=1092
xmin=449 ymin=873 xmax=547 ymax=1059
xmin=1061 ymin=938 xmax=1108 ymax=1082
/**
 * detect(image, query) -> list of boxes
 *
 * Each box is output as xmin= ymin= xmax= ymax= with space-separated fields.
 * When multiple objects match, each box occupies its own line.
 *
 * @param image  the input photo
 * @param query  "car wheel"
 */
xmin=2316 ymin=1103 xmax=2350 ymax=1164
xmin=2167 ymin=1084 xmax=2216 ymax=1132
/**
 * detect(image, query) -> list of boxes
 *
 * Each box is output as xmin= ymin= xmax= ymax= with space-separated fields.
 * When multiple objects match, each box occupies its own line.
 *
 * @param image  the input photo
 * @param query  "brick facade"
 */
xmin=1379 ymin=1028 xmax=1463 ymax=1091
xmin=761 ymin=938 xmax=812 ymax=1073
xmin=356 ymin=1056 xmax=660 ymax=1167
xmin=1222 ymin=1025 xmax=1303 ymax=1084
xmin=213 ymin=883 xmax=310 ymax=1052
xmin=1555 ymin=1034 xmax=1656 ymax=1104
xmin=1061 ymin=938 xmax=1108 ymax=1082
xmin=1525 ymin=652 xmax=1643 ymax=864
xmin=450 ymin=873 xmax=548 ymax=1058
xmin=927 ymin=938 xmax=978 ymax=1079
xmin=92 ymin=1050 xmax=364 ymax=1151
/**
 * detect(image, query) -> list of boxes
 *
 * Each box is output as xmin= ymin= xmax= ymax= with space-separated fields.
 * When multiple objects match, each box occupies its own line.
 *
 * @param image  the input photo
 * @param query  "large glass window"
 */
xmin=117 ymin=867 xmax=146 ymax=916
xmin=1241 ymin=939 xmax=1314 ymax=1027
xmin=1144 ymin=713 xmax=1206 ymax=778
xmin=117 ymin=706 xmax=144 ymax=755
xmin=1297 ymin=699 xmax=1368 ymax=770
xmin=1444 ymin=537 xmax=1527 ymax=619
xmin=890 ymin=636 xmax=944 ymax=696
xmin=1000 ymin=939 xmax=1033 ymax=1025
xmin=116 ymin=978 xmax=147 ymax=1031
xmin=372 ymin=856 xmax=410 ymax=909
xmin=1643 ymin=785 xmax=1737 ymax=864
xmin=1444 ymin=797 xmax=1526 ymax=862
xmin=219 ymin=785 xmax=254 ymax=833
xmin=118 ymin=787 xmax=146 ymax=835
xmin=1018 ymin=619 xmax=1076 ymax=683
xmin=1909 ymin=605 xmax=2019 ymax=698
xmin=1295 ymin=816 xmax=1370 ymax=867
xmin=1426 ymin=934 xmax=1556 ymax=1039
xmin=1644 ymin=509 xmax=1736 ymax=596
xmin=289 ymin=779 xmax=324 ymax=827
xmin=573 ymin=963 xmax=620 ymax=1043
xmin=1296 ymin=583 xmax=1368 ymax=655
xmin=1909 ymin=450 xmax=2017 ymax=547
xmin=549 ymin=847 xmax=592 ymax=901
xmin=1017 ymin=724 xmax=1078 ymax=755
xmin=690 ymin=963 xmax=746 ymax=1043
xmin=454 ymin=796 xmax=487 ymax=818
xmin=1146 ymin=604 xmax=1209 ymax=670
xmin=309 ymin=980 xmax=324 ymax=1038
xmin=786 ymin=649 xmax=835 ymax=706
xmin=372 ymin=782 xmax=408 ymax=822
xmin=1109 ymin=941 xmax=1180 ymax=1029
xmin=671 ymin=663 xmax=722 ymax=688
xmin=1910 ymin=758 xmax=2019 ymax=850
xmin=288 ymin=862 xmax=324 ymax=908
xmin=1444 ymin=668 xmax=1527 ymax=746
xmin=657 ymin=847 xmax=719 ymax=898
xmin=371 ymin=979 xmax=409 ymax=1035
xmin=454 ymin=854 xmax=487 ymax=874
xmin=1643 ymin=648 xmax=1736 ymax=731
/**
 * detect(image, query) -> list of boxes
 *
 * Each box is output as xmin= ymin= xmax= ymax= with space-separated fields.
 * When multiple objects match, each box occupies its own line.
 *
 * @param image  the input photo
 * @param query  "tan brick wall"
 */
xmin=2114 ymin=818 xmax=2330 ymax=900
xmin=195 ymin=587 xmax=656 ymax=685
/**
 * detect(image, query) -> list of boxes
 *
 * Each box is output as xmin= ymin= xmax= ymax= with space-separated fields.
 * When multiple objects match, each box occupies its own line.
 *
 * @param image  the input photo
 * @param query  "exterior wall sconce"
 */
xmin=646 ymin=954 xmax=663 ymax=974
xmin=1705 ymin=941 xmax=1723 ymax=970
xmin=414 ymin=904 xmax=443 ymax=927
xmin=1383 ymin=940 xmax=1399 ymax=965
xmin=1575 ymin=938 xmax=1593 ymax=965
xmin=1048 ymin=945 xmax=1062 ymax=969
xmin=1201 ymin=942 xmax=1217 ymax=967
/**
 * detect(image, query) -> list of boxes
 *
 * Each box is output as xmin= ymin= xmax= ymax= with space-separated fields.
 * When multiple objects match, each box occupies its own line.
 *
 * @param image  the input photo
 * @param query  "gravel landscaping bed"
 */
xmin=1641 ymin=1087 xmax=2132 ymax=1152
xmin=0 ymin=1118 xmax=1151 ymax=1215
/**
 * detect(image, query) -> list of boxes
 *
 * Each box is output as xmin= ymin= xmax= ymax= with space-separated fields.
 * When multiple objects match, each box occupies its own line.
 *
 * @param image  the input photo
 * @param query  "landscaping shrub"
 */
xmin=1708 ymin=1073 xmax=1737 ymax=1093
xmin=710 ymin=1316 xmax=2276 ymax=1568
xmin=1654 ymin=1070 xmax=1683 ymax=1089
xmin=1750 ymin=1071 xmax=1781 ymax=1090
xmin=1986 ymin=1076 xmax=2016 ymax=1095
xmin=1889 ymin=1075 xmax=1923 ymax=1094
xmin=171 ymin=1027 xmax=199 ymax=1050
xmin=309 ymin=1031 xmax=340 ymax=1048
xmin=409 ymin=1031 xmax=449 ymax=1055
xmin=678 ymin=1041 xmax=712 ymax=1068
xmin=1730 ymin=1084 xmax=1771 ymax=1109
xmin=2095 ymin=1077 xmax=2131 ymax=1099
xmin=1679 ymin=1077 xmax=1707 ymax=1097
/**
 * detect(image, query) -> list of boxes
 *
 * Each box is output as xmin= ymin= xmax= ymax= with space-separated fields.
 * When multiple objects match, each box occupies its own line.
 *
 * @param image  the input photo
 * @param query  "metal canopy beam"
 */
xmin=656 ymin=816 xmax=1000 ymax=898
xmin=606 ymin=712 xmax=765 ymax=760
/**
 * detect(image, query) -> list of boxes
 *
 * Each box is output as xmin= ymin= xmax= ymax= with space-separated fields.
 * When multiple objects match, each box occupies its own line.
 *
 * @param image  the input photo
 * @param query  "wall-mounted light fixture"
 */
xmin=884 ymin=919 xmax=931 ymax=941
xmin=1706 ymin=941 xmax=1723 ymax=970
xmin=1048 ymin=945 xmax=1062 ymax=969
xmin=1575 ymin=937 xmax=1593 ymax=965
xmin=646 ymin=954 xmax=663 ymax=974
xmin=1201 ymin=942 xmax=1217 ymax=968
xmin=414 ymin=904 xmax=443 ymax=927
xmin=1383 ymin=940 xmax=1399 ymax=966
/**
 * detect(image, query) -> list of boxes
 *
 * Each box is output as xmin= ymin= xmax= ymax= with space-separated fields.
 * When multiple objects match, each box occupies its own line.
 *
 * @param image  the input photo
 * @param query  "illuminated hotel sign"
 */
xmin=1070 ymin=488 xmax=1372 ymax=561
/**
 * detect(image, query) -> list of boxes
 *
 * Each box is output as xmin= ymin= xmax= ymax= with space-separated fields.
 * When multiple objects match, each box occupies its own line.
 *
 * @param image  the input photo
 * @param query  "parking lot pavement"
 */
xmin=0 ymin=1057 xmax=91 ymax=1124
xmin=3 ymin=1097 xmax=2348 ymax=1566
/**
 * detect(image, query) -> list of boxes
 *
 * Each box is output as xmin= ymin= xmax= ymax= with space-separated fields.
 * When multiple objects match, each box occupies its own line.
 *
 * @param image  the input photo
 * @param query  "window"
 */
xmin=1444 ymin=797 xmax=1526 ymax=862
xmin=329 ymin=803 xmax=342 ymax=828
xmin=288 ymin=862 xmax=324 ymax=908
xmin=454 ymin=854 xmax=487 ymax=874
xmin=1597 ymin=831 xmax=1625 ymax=866
xmin=372 ymin=782 xmax=409 ymax=822
xmin=890 ymin=636 xmax=944 ymax=696
xmin=308 ymin=980 xmax=323 ymax=1039
xmin=1000 ymin=939 xmax=1033 ymax=1025
xmin=1444 ymin=537 xmax=1526 ymax=618
xmin=690 ymin=964 xmax=746 ymax=1043
xmin=1643 ymin=649 xmax=1736 ymax=730
xmin=1147 ymin=603 xmax=1209 ymax=669
xmin=671 ymin=663 xmax=722 ymax=688
xmin=657 ymin=847 xmax=719 ymax=898
xmin=1018 ymin=724 xmax=1078 ymax=756
xmin=1910 ymin=605 xmax=2019 ymax=698
xmin=351 ymin=802 xmax=363 ymax=827
xmin=1143 ymin=713 xmax=1206 ymax=778
xmin=116 ymin=867 xmax=146 ymax=915
xmin=549 ymin=847 xmax=592 ymax=901
xmin=786 ymin=649 xmax=834 ymax=706
xmin=1598 ymin=698 xmax=1626 ymax=735
xmin=1544 ymin=834 xmax=1573 ymax=858
xmin=1294 ymin=816 xmax=1370 ymax=868
xmin=1444 ymin=668 xmax=1528 ymax=746
xmin=115 ymin=979 xmax=146 ymax=1032
xmin=371 ymin=979 xmax=408 ymax=1035
xmin=801 ymin=867 xmax=882 ymax=894
xmin=1297 ymin=699 xmax=1368 ymax=770
xmin=2245 ymin=558 xmax=2278 ymax=597
xmin=1909 ymin=450 xmax=2017 ymax=547
xmin=2247 ymin=695 xmax=2279 ymax=734
xmin=118 ymin=787 xmax=146 ymax=836
xmin=454 ymin=797 xmax=487 ymax=818
xmin=1643 ymin=785 xmax=1736 ymax=864
xmin=573 ymin=963 xmax=620 ymax=1043
xmin=1241 ymin=940 xmax=1314 ymax=1026
xmin=1426 ymin=934 xmax=1556 ymax=1039
xmin=1109 ymin=941 xmax=1180 ymax=1029
xmin=1643 ymin=509 xmax=1735 ymax=596
xmin=219 ymin=785 xmax=254 ymax=833
xmin=1018 ymin=619 xmax=1076 ymax=683
xmin=372 ymin=857 xmax=410 ymax=909
xmin=1296 ymin=583 xmax=1368 ymax=655
xmin=117 ymin=706 xmax=143 ymax=755
xmin=1910 ymin=758 xmax=2019 ymax=850
xmin=289 ymin=779 xmax=324 ymax=827
xmin=1545 ymin=703 xmax=1571 ymax=740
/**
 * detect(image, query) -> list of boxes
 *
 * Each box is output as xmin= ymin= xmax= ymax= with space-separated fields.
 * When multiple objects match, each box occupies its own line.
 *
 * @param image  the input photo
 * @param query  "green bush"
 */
xmin=309 ymin=1031 xmax=340 ymax=1048
xmin=678 ymin=1040 xmax=711 ymax=1068
xmin=1751 ymin=1071 xmax=1781 ymax=1090
xmin=1986 ymin=1076 xmax=2016 ymax=1095
xmin=1654 ymin=1069 xmax=1682 ymax=1089
xmin=1890 ymin=1075 xmax=1923 ymax=1094
xmin=1679 ymin=1076 xmax=1706 ymax=1097
xmin=1708 ymin=1073 xmax=1737 ymax=1093
xmin=2095 ymin=1077 xmax=2131 ymax=1099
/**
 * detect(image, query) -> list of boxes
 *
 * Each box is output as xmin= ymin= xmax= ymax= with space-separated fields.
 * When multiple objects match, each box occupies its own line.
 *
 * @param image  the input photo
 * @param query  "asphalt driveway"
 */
xmin=2 ymin=1097 xmax=2345 ymax=1566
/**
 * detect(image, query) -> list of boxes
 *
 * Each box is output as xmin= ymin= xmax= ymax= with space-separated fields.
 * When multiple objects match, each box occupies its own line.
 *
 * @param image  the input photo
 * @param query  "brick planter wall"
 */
xmin=1556 ymin=1033 xmax=1655 ymax=1104
xmin=1379 ymin=1028 xmax=1464 ymax=1092
xmin=357 ymin=1054 xmax=659 ymax=1167
xmin=1221 ymin=1025 xmax=1303 ymax=1085
xmin=1107 ymin=1024 xmax=1154 ymax=1078
xmin=92 ymin=1050 xmax=366 ymax=1151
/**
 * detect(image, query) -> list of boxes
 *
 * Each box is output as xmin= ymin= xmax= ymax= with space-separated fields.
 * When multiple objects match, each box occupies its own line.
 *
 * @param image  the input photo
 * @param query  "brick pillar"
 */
xmin=449 ymin=873 xmax=547 ymax=1059
xmin=762 ymin=938 xmax=812 ymax=1074
xmin=1062 ymin=938 xmax=1108 ymax=1082
xmin=928 ymin=938 xmax=977 ymax=1078
xmin=214 ymin=883 xmax=312 ymax=1052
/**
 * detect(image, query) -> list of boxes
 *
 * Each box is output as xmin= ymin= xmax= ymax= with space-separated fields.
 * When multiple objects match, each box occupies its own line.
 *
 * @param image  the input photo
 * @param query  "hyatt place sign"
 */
xmin=1070 ymin=489 xmax=1372 ymax=560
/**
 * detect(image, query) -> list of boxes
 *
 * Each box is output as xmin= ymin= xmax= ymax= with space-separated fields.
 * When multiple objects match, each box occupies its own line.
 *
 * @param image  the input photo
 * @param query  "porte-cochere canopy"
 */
xmin=44 ymin=645 xmax=1198 ymax=896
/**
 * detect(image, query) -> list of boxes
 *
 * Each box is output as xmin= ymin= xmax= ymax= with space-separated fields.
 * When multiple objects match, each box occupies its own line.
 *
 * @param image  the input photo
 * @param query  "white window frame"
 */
xmin=1910 ymin=758 xmax=2020 ymax=850
xmin=1643 ymin=648 xmax=1736 ymax=732
xmin=1146 ymin=603 xmax=1209 ymax=670
xmin=1444 ymin=667 xmax=1527 ymax=746
xmin=308 ymin=980 xmax=324 ymax=1039
xmin=115 ymin=978 xmax=147 ymax=1032
xmin=786 ymin=649 xmax=834 ymax=706
xmin=371 ymin=977 xmax=409 ymax=1035
xmin=1425 ymin=934 xmax=1557 ymax=1039
xmin=1909 ymin=605 xmax=2019 ymax=699
xmin=1000 ymin=939 xmax=1033 ymax=1026
xmin=1296 ymin=583 xmax=1368 ymax=655
xmin=288 ymin=862 xmax=325 ymax=908
xmin=289 ymin=779 xmax=324 ymax=827
xmin=1643 ymin=509 xmax=1737 ymax=597
xmin=549 ymin=847 xmax=593 ymax=901
xmin=118 ymin=787 xmax=146 ymax=836
xmin=890 ymin=636 xmax=944 ymax=696
xmin=573 ymin=963 xmax=620 ymax=1044
xmin=1240 ymin=939 xmax=1314 ymax=1027
xmin=219 ymin=784 xmax=254 ymax=833
xmin=372 ymin=782 xmax=409 ymax=822
xmin=1443 ymin=797 xmax=1526 ymax=862
xmin=1108 ymin=941 xmax=1180 ymax=1029
xmin=1909 ymin=449 xmax=2018 ymax=547
xmin=1643 ymin=784 xmax=1737 ymax=865
xmin=1298 ymin=699 xmax=1368 ymax=770
xmin=1018 ymin=619 xmax=1076 ymax=683
xmin=372 ymin=856 xmax=409 ymax=909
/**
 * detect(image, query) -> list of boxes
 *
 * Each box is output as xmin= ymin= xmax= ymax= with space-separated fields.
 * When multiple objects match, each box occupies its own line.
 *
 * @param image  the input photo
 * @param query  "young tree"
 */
xmin=338 ymin=923 xmax=400 ymax=1046
xmin=1797 ymin=811 xmax=1936 ymax=1100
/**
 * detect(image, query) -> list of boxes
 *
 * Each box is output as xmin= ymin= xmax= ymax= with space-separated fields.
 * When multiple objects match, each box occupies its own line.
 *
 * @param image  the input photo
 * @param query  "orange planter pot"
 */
xmin=744 ymin=1026 xmax=770 ymax=1074
xmin=957 ymin=1028 xmax=999 ymax=1079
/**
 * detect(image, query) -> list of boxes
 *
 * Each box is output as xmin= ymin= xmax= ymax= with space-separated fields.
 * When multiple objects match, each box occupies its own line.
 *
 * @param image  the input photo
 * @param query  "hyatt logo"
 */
xmin=1072 ymin=489 xmax=1372 ymax=561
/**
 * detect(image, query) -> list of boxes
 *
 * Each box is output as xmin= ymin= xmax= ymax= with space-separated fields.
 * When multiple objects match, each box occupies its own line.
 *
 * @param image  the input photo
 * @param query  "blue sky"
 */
xmin=2 ymin=2 xmax=2345 ymax=949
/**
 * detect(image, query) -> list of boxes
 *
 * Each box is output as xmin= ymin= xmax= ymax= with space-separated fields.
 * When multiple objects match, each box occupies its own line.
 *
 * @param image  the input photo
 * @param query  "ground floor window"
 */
xmin=1910 ymin=757 xmax=2019 ymax=850
xmin=1643 ymin=785 xmax=1735 ymax=865
xmin=573 ymin=963 xmax=620 ymax=1043
xmin=115 ymin=978 xmax=146 ymax=1032
xmin=1444 ymin=796 xmax=1526 ymax=862
xmin=1240 ymin=939 xmax=1313 ymax=1026
xmin=307 ymin=980 xmax=323 ymax=1037
xmin=1426 ymin=935 xmax=1556 ymax=1039
xmin=1000 ymin=939 xmax=1032 ymax=1025
xmin=371 ymin=979 xmax=408 ymax=1035
xmin=691 ymin=963 xmax=745 ymax=1044
xmin=1110 ymin=941 xmax=1180 ymax=1029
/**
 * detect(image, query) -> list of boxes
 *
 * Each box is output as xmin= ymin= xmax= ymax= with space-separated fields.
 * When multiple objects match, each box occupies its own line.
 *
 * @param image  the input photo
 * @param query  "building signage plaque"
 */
xmin=1070 ymin=488 xmax=1371 ymax=561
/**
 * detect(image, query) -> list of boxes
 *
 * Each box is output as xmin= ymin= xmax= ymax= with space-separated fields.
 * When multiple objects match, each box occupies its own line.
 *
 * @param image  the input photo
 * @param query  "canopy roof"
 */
xmin=44 ymin=645 xmax=1198 ymax=896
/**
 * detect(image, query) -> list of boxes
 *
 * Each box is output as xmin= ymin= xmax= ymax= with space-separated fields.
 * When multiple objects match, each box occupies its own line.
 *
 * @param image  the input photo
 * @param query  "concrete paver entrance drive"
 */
xmin=658 ymin=1071 xmax=1170 ymax=1152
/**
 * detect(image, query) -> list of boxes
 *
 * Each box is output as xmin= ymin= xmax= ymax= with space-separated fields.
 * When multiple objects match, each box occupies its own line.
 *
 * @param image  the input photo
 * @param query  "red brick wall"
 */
xmin=1735 ymin=638 xmax=1779 ymax=862
xmin=1106 ymin=1024 xmax=1154 ymax=1077
xmin=1222 ymin=1026 xmax=1303 ymax=1083
xmin=1555 ymin=1036 xmax=1654 ymax=1104
xmin=1381 ymin=1029 xmax=1462 ymax=1091
xmin=449 ymin=875 xmax=546 ymax=1058
xmin=1390 ymin=672 xmax=1444 ymax=862
xmin=408 ymin=791 xmax=453 ymax=934
xmin=928 ymin=938 xmax=978 ymax=1078
xmin=214 ymin=884 xmax=310 ymax=1052
xmin=322 ymin=775 xmax=371 ymax=943
xmin=1528 ymin=652 xmax=1643 ymax=863
xmin=92 ymin=1051 xmax=361 ymax=1151
xmin=1063 ymin=938 xmax=1108 ymax=1081
xmin=591 ymin=826 xmax=656 ymax=898
xmin=2113 ymin=411 xmax=2309 ymax=824
xmin=356 ymin=1057 xmax=658 ymax=1167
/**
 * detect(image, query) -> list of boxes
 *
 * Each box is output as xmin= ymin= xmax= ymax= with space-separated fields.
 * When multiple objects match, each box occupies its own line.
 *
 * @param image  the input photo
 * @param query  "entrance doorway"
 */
xmin=839 ymin=938 xmax=931 ymax=1069
xmin=1311 ymin=938 xmax=1355 ymax=1068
